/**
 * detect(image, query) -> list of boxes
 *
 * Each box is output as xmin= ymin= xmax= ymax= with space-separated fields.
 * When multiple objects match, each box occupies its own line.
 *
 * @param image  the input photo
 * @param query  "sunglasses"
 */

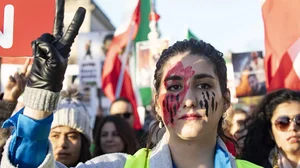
xmin=114 ymin=112 xmax=132 ymax=119
xmin=273 ymin=114 xmax=300 ymax=132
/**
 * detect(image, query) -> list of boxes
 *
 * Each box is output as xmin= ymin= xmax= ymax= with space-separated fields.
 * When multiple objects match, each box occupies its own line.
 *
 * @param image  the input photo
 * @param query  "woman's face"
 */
xmin=100 ymin=122 xmax=125 ymax=154
xmin=271 ymin=101 xmax=300 ymax=154
xmin=49 ymin=126 xmax=82 ymax=167
xmin=156 ymin=53 xmax=226 ymax=140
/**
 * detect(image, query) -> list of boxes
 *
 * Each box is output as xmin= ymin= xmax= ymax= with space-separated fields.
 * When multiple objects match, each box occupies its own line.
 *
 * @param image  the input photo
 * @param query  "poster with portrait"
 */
xmin=232 ymin=51 xmax=266 ymax=98
xmin=235 ymin=95 xmax=263 ymax=114
xmin=135 ymin=39 xmax=169 ymax=88
xmin=135 ymin=39 xmax=169 ymax=106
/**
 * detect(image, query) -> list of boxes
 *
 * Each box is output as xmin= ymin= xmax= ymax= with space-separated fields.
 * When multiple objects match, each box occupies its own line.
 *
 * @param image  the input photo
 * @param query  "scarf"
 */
xmin=269 ymin=147 xmax=300 ymax=168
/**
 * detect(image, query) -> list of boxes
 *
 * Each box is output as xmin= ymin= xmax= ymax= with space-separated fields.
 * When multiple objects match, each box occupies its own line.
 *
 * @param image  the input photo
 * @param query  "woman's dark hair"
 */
xmin=240 ymin=88 xmax=300 ymax=166
xmin=146 ymin=38 xmax=232 ymax=150
xmin=77 ymin=134 xmax=92 ymax=164
xmin=93 ymin=115 xmax=139 ymax=156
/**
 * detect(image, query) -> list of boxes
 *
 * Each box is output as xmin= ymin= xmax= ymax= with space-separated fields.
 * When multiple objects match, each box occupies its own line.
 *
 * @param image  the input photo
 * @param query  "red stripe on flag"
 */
xmin=265 ymin=52 xmax=300 ymax=91
xmin=262 ymin=0 xmax=300 ymax=91
xmin=102 ymin=0 xmax=142 ymax=130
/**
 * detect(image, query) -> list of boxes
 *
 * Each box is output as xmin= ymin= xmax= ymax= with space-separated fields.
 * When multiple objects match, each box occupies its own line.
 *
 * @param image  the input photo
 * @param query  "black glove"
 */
xmin=27 ymin=0 xmax=86 ymax=92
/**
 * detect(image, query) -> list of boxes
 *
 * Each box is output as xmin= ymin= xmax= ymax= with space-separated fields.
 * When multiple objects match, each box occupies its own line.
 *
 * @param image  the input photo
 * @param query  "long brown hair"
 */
xmin=93 ymin=115 xmax=139 ymax=156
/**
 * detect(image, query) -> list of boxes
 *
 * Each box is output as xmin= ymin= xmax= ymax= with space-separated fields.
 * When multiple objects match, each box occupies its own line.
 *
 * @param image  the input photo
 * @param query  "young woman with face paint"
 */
xmin=241 ymin=89 xmax=300 ymax=168
xmin=1 ymin=39 xmax=261 ymax=168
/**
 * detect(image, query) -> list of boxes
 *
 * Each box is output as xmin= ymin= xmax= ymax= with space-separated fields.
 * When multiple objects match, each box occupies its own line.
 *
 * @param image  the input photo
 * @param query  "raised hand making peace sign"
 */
xmin=27 ymin=0 xmax=86 ymax=92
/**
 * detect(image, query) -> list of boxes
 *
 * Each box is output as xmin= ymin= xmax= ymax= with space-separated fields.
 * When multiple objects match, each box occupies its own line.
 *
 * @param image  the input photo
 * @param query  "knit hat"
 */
xmin=51 ymin=86 xmax=93 ymax=144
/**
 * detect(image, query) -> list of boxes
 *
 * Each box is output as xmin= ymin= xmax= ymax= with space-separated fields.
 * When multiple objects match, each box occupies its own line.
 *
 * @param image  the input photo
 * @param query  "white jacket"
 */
xmin=1 ymin=134 xmax=237 ymax=168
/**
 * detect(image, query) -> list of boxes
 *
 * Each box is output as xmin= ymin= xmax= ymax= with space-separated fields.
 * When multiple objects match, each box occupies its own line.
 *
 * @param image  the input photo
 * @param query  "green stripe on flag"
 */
xmin=139 ymin=87 xmax=152 ymax=106
xmin=135 ymin=0 xmax=151 ymax=42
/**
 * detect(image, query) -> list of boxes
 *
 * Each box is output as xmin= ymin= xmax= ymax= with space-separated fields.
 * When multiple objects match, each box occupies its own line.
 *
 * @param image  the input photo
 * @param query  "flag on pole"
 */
xmin=186 ymin=27 xmax=199 ymax=40
xmin=262 ymin=0 xmax=300 ymax=91
xmin=134 ymin=0 xmax=152 ymax=107
xmin=102 ymin=0 xmax=142 ymax=130
xmin=134 ymin=0 xmax=151 ymax=42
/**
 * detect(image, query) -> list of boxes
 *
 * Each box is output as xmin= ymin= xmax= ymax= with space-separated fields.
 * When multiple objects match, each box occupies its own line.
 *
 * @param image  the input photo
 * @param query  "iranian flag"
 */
xmin=134 ymin=0 xmax=152 ymax=107
xmin=102 ymin=0 xmax=142 ymax=130
xmin=262 ymin=0 xmax=300 ymax=91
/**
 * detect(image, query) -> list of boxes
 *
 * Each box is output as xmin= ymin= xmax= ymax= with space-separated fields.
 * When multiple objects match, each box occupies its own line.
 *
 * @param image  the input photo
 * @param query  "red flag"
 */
xmin=102 ymin=0 xmax=142 ymax=130
xmin=262 ymin=0 xmax=300 ymax=91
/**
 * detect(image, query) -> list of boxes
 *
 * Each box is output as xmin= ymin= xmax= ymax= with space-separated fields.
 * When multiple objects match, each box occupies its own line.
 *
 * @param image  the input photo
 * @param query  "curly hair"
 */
xmin=240 ymin=88 xmax=300 ymax=166
xmin=146 ymin=38 xmax=232 ymax=150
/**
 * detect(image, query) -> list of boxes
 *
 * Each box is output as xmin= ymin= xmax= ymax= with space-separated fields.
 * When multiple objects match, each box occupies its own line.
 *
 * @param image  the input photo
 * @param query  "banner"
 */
xmin=0 ymin=0 xmax=55 ymax=63
xmin=77 ymin=31 xmax=114 ymax=125
xmin=232 ymin=51 xmax=266 ymax=97
xmin=77 ymin=32 xmax=114 ymax=88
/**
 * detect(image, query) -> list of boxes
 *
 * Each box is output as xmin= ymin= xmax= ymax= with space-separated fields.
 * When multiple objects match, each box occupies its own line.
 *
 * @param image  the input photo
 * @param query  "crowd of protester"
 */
xmin=0 ymin=1 xmax=299 ymax=167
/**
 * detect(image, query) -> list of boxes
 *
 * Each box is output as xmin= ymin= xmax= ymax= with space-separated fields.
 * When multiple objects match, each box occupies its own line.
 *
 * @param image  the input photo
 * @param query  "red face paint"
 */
xmin=159 ymin=62 xmax=195 ymax=125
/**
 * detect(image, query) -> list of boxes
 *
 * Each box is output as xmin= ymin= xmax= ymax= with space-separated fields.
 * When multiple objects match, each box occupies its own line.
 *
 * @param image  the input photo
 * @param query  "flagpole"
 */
xmin=115 ymin=23 xmax=135 ymax=98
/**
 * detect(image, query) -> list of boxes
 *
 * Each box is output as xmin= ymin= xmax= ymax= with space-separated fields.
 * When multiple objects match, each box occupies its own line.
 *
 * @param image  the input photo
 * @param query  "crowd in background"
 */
xmin=1 ymin=40 xmax=299 ymax=168
xmin=0 ymin=2 xmax=299 ymax=167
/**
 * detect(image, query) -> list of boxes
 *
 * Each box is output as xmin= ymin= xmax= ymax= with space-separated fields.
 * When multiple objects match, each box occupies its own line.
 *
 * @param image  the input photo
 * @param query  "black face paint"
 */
xmin=175 ymin=94 xmax=180 ymax=116
xmin=168 ymin=96 xmax=173 ymax=123
xmin=206 ymin=91 xmax=210 ymax=100
xmin=211 ymin=96 xmax=215 ymax=112
xmin=201 ymin=92 xmax=209 ymax=117
xmin=172 ymin=105 xmax=176 ymax=123
xmin=166 ymin=95 xmax=170 ymax=114
xmin=199 ymin=100 xmax=204 ymax=109
xmin=204 ymin=99 xmax=209 ymax=117
xmin=212 ymin=91 xmax=217 ymax=112
xmin=164 ymin=94 xmax=180 ymax=124
xmin=176 ymin=94 xmax=179 ymax=102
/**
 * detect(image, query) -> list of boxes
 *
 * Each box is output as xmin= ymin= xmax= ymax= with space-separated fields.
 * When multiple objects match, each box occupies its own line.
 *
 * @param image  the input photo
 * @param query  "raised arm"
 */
xmin=0 ymin=59 xmax=29 ymax=160
xmin=24 ymin=1 xmax=86 ymax=120
xmin=1 ymin=1 xmax=86 ymax=167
